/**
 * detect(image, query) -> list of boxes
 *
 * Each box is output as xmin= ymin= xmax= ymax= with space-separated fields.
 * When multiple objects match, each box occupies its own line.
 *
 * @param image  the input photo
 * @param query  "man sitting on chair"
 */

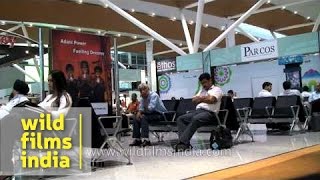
xmin=0 ymin=79 xmax=29 ymax=120
xmin=129 ymin=83 xmax=167 ymax=147
xmin=174 ymin=73 xmax=223 ymax=152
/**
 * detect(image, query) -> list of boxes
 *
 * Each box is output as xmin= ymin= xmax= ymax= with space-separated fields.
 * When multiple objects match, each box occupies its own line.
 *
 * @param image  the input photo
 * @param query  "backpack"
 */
xmin=210 ymin=126 xmax=233 ymax=150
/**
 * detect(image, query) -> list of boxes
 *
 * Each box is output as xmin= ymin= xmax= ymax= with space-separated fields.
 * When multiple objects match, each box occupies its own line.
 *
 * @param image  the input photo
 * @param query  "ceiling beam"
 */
xmin=99 ymin=0 xmax=187 ymax=55
xmin=275 ymin=22 xmax=315 ymax=32
xmin=228 ymin=0 xmax=317 ymax=19
xmin=312 ymin=12 xmax=320 ymax=32
xmin=0 ymin=24 xmax=22 ymax=35
xmin=153 ymin=47 xmax=188 ymax=56
xmin=180 ymin=13 xmax=194 ymax=54
xmin=205 ymin=0 xmax=267 ymax=51
xmin=236 ymin=27 xmax=260 ymax=42
xmin=0 ymin=28 xmax=38 ymax=44
xmin=85 ymin=0 xmax=231 ymax=30
xmin=270 ymin=30 xmax=277 ymax=39
xmin=21 ymin=24 xmax=41 ymax=78
xmin=111 ymin=38 xmax=150 ymax=50
xmin=193 ymin=0 xmax=205 ymax=53
xmin=12 ymin=64 xmax=38 ymax=82
xmin=106 ymin=30 xmax=209 ymax=50
xmin=184 ymin=0 xmax=215 ymax=9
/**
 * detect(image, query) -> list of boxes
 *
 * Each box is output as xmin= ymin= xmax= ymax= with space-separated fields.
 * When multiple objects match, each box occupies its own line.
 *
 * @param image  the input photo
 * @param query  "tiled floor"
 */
xmin=51 ymin=129 xmax=320 ymax=180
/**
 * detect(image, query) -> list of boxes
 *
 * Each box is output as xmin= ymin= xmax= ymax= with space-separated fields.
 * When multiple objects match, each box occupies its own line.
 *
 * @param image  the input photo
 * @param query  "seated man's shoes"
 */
xmin=142 ymin=140 xmax=151 ymax=147
xmin=174 ymin=142 xmax=192 ymax=152
xmin=129 ymin=139 xmax=142 ymax=146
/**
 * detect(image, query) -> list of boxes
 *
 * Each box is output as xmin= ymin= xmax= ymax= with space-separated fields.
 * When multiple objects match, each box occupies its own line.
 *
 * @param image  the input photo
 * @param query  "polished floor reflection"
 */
xmin=52 ymin=130 xmax=320 ymax=180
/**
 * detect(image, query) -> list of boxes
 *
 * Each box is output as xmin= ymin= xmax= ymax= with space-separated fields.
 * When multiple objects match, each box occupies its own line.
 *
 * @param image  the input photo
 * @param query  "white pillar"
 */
xmin=226 ymin=23 xmax=236 ymax=47
xmin=180 ymin=12 xmax=194 ymax=54
xmin=193 ymin=0 xmax=205 ymax=52
xmin=128 ymin=52 xmax=132 ymax=67
xmin=146 ymin=41 xmax=155 ymax=91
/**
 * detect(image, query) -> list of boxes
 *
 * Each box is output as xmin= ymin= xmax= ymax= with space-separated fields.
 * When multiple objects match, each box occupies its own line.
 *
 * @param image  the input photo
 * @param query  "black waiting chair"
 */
xmin=309 ymin=99 xmax=320 ymax=131
xmin=149 ymin=99 xmax=180 ymax=141
xmin=175 ymin=98 xmax=196 ymax=118
xmin=233 ymin=98 xmax=254 ymax=143
xmin=248 ymin=96 xmax=276 ymax=124
xmin=270 ymin=95 xmax=304 ymax=134
xmin=197 ymin=96 xmax=231 ymax=132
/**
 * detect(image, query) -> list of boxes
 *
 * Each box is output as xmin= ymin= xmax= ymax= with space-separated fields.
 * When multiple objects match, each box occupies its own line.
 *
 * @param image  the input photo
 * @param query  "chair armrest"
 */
xmin=265 ymin=106 xmax=274 ymax=116
xmin=161 ymin=111 xmax=176 ymax=121
xmin=303 ymin=104 xmax=311 ymax=117
xmin=236 ymin=107 xmax=251 ymax=120
xmin=290 ymin=105 xmax=300 ymax=118
xmin=216 ymin=109 xmax=229 ymax=126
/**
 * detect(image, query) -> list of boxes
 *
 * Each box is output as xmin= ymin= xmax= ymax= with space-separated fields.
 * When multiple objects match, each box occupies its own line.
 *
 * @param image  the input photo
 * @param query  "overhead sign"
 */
xmin=241 ymin=40 xmax=278 ymax=62
xmin=0 ymin=35 xmax=16 ymax=47
xmin=156 ymin=58 xmax=176 ymax=74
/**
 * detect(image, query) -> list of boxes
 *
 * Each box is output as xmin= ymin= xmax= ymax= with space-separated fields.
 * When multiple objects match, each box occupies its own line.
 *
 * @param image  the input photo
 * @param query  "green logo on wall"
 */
xmin=158 ymin=74 xmax=171 ymax=93
xmin=214 ymin=66 xmax=232 ymax=86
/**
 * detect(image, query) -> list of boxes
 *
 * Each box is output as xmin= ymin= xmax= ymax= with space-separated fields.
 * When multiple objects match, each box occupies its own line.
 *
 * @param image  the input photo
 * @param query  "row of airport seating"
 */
xmin=149 ymin=95 xmax=319 ymax=143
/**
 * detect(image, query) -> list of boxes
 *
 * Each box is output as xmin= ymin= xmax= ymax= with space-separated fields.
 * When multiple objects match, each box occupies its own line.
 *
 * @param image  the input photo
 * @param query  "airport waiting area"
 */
xmin=1 ymin=0 xmax=320 ymax=179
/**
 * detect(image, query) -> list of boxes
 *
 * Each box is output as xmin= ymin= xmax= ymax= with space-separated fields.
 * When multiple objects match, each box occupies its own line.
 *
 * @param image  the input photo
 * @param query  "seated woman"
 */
xmin=38 ymin=70 xmax=72 ymax=119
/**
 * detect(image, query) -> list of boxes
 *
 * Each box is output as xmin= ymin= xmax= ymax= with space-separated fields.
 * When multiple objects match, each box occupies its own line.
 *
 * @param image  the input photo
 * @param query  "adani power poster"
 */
xmin=51 ymin=30 xmax=112 ymax=108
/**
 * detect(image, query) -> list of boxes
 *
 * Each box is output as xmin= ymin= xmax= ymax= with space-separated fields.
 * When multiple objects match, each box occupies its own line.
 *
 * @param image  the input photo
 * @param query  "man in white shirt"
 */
xmin=258 ymin=82 xmax=273 ymax=97
xmin=301 ymin=86 xmax=312 ymax=98
xmin=175 ymin=73 xmax=223 ymax=152
xmin=0 ymin=79 xmax=29 ymax=120
xmin=309 ymin=83 xmax=320 ymax=102
xmin=280 ymin=81 xmax=301 ymax=96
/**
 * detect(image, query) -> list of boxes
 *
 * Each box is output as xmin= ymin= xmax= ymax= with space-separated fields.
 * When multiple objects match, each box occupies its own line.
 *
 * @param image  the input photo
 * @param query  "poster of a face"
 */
xmin=51 ymin=30 xmax=112 ymax=107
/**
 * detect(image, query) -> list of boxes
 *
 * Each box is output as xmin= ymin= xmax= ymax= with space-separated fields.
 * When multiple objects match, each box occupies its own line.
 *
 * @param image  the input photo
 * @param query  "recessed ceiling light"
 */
xmin=29 ymin=23 xmax=33 ymax=27
xmin=78 ymin=0 xmax=83 ymax=4
xmin=281 ymin=6 xmax=286 ymax=10
xmin=204 ymin=24 xmax=209 ymax=28
xmin=307 ymin=16 xmax=311 ymax=20
xmin=25 ymin=50 xmax=29 ymax=54
xmin=294 ymin=11 xmax=298 ymax=14
xmin=267 ymin=0 xmax=271 ymax=4
xmin=97 ymin=30 xmax=101 ymax=34
xmin=131 ymin=9 xmax=135 ymax=13
xmin=150 ymin=12 xmax=156 ymax=17
xmin=77 ymin=28 xmax=81 ymax=32
xmin=53 ymin=25 xmax=57 ymax=29
xmin=235 ymin=31 xmax=239 ymax=34
xmin=104 ymin=4 xmax=109 ymax=8
xmin=133 ymin=35 xmax=137 ymax=39
xmin=179 ymin=43 xmax=183 ymax=47
xmin=117 ymin=33 xmax=121 ymax=37
xmin=1 ymin=21 xmax=6 ymax=25
xmin=171 ymin=17 xmax=177 ymax=21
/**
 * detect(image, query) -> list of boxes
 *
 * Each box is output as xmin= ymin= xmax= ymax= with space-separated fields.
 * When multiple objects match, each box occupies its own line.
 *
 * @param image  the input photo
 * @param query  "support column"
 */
xmin=127 ymin=52 xmax=132 ymax=67
xmin=113 ymin=37 xmax=120 ymax=116
xmin=146 ymin=40 xmax=156 ymax=91
xmin=226 ymin=23 xmax=236 ymax=47
xmin=38 ymin=28 xmax=45 ymax=101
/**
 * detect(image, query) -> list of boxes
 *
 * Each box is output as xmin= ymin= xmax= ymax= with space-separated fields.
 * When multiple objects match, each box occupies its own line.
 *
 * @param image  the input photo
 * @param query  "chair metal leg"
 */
xmin=244 ymin=124 xmax=254 ymax=142
xmin=233 ymin=125 xmax=243 ymax=143
xmin=303 ymin=116 xmax=311 ymax=130
xmin=233 ymin=122 xmax=254 ymax=143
